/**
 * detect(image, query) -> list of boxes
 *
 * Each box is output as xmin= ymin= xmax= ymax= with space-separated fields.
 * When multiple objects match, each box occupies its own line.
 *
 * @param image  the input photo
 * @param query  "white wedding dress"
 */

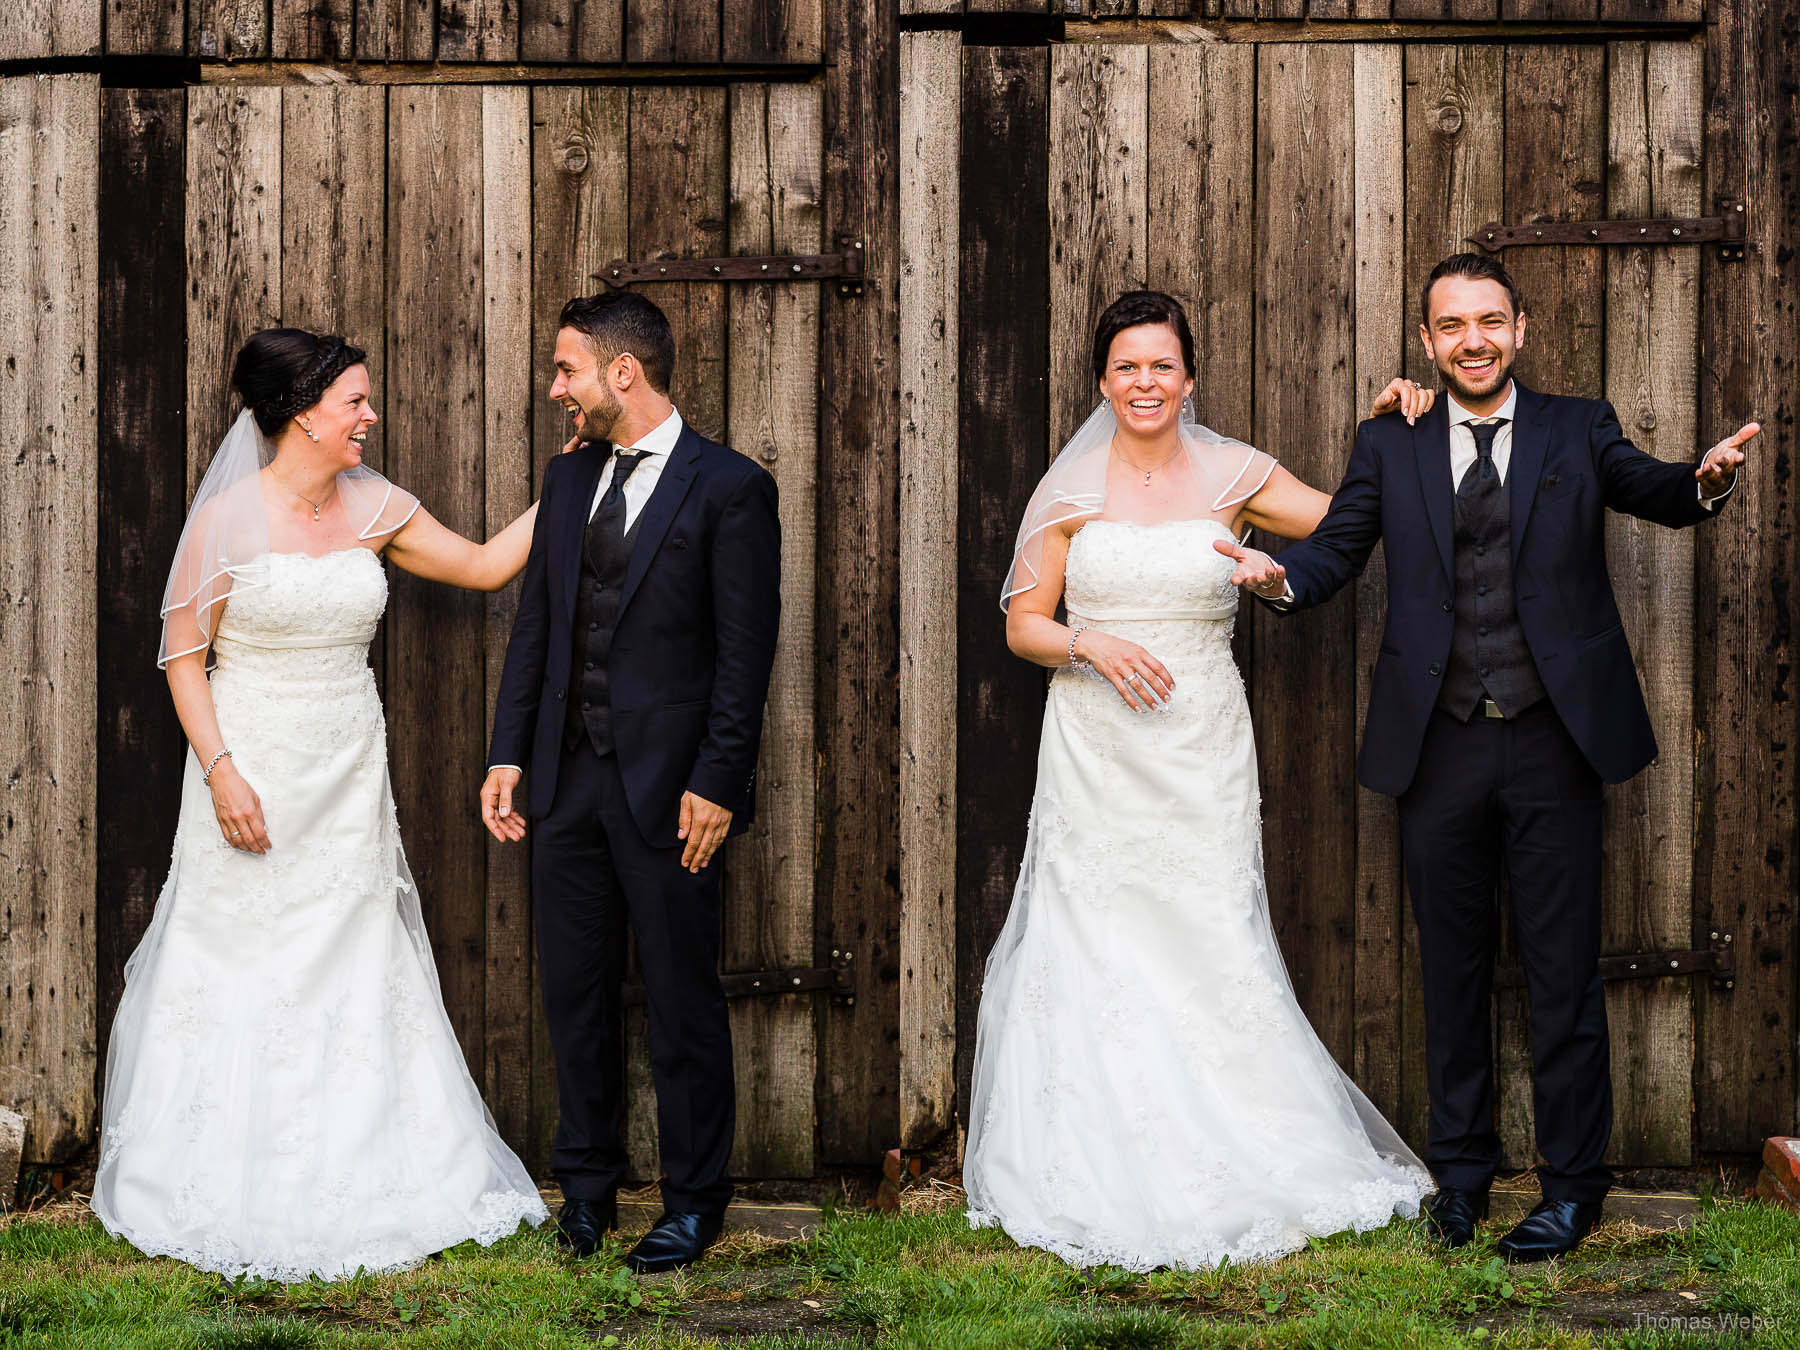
xmin=965 ymin=518 xmax=1430 ymax=1271
xmin=93 ymin=548 xmax=547 ymax=1281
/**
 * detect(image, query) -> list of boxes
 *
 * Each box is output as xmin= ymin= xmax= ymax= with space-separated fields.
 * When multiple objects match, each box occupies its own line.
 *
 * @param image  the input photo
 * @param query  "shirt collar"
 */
xmin=614 ymin=407 xmax=684 ymax=459
xmin=1446 ymin=382 xmax=1518 ymax=427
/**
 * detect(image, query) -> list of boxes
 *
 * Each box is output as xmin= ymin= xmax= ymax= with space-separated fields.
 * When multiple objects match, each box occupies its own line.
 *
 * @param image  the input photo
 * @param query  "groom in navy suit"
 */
xmin=481 ymin=291 xmax=780 ymax=1271
xmin=1218 ymin=253 xmax=1755 ymax=1260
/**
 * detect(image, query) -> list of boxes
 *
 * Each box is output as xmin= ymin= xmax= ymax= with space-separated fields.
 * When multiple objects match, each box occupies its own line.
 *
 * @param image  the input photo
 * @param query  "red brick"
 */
xmin=1750 ymin=1137 xmax=1800 ymax=1211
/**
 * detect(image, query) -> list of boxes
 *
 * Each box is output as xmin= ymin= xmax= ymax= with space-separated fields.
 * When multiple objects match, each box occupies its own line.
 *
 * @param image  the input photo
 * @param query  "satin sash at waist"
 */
xmin=1067 ymin=604 xmax=1236 ymax=623
xmin=213 ymin=627 xmax=376 ymax=651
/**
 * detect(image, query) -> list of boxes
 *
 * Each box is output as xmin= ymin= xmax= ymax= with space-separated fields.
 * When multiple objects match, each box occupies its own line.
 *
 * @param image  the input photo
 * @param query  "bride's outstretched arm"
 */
xmin=167 ymin=650 xmax=271 ymax=854
xmin=382 ymin=498 xmax=541 ymax=591
xmin=1233 ymin=465 xmax=1331 ymax=541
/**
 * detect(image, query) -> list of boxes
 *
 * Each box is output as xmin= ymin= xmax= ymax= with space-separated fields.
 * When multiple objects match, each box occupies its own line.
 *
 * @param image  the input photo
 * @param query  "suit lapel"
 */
xmin=1414 ymin=398 xmax=1454 ymax=584
xmin=615 ymin=427 xmax=703 ymax=622
xmin=557 ymin=444 xmax=607 ymax=621
xmin=1507 ymin=382 xmax=1548 ymax=558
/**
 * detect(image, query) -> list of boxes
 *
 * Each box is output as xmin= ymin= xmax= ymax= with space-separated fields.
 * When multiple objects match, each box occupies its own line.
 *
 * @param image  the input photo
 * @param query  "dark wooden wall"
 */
xmin=901 ymin=5 xmax=1797 ymax=1168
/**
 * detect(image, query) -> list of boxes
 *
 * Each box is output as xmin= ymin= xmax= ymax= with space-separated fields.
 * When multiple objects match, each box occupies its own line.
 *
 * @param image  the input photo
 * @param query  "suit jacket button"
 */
xmin=1428 ymin=663 xmax=1441 ymax=677
xmin=1442 ymin=601 xmax=1452 ymax=612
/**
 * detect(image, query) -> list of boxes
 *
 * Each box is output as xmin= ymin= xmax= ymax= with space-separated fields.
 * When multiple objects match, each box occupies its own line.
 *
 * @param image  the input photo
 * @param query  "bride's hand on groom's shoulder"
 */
xmin=481 ymin=767 xmax=527 ymax=843
xmin=1074 ymin=629 xmax=1175 ymax=713
xmin=1370 ymin=377 xmax=1437 ymax=425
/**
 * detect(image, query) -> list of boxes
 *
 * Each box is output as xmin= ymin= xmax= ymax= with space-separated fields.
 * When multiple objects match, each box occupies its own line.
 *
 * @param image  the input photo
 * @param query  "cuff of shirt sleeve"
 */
xmin=1698 ymin=477 xmax=1735 ymax=511
xmin=487 ymin=764 xmax=523 ymax=774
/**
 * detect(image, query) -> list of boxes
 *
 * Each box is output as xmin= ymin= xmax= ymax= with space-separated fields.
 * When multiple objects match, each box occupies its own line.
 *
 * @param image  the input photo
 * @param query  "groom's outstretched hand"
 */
xmin=679 ymin=791 xmax=733 ymax=873
xmin=1213 ymin=538 xmax=1289 ymax=601
xmin=481 ymin=767 xmax=527 ymax=843
xmin=1697 ymin=422 xmax=1758 ymax=496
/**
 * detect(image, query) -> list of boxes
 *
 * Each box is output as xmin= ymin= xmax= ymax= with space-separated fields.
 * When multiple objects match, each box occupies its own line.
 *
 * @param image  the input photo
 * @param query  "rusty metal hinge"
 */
xmin=624 ymin=948 xmax=856 ymax=1009
xmin=600 ymin=236 xmax=866 ymax=296
xmin=1467 ymin=200 xmax=1746 ymax=260
xmin=1496 ymin=931 xmax=1736 ymax=993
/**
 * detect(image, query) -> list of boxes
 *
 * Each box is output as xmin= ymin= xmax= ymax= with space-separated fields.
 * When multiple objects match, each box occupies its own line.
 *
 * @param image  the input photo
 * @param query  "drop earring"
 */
xmin=301 ymin=420 xmax=319 ymax=443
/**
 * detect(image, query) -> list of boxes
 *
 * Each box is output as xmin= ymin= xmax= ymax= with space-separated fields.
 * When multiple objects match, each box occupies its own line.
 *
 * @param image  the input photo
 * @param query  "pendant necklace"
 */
xmin=1115 ymin=437 xmax=1183 ymax=487
xmin=273 ymin=471 xmax=330 ymax=521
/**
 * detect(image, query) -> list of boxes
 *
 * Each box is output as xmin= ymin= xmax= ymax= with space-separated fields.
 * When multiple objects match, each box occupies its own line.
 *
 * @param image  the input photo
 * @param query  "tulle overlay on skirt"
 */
xmin=93 ymin=551 xmax=546 ymax=1281
xmin=964 ymin=520 xmax=1429 ymax=1271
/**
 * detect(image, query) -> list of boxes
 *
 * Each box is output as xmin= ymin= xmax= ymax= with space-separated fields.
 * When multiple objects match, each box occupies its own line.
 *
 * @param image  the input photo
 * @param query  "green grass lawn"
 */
xmin=2 ymin=1190 xmax=1796 ymax=1348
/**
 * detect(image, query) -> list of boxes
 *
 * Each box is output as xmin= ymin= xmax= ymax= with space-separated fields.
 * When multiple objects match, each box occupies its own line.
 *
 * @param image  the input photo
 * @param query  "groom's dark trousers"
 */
xmin=490 ymin=425 xmax=780 ymax=1214
xmin=1269 ymin=384 xmax=1725 ymax=1202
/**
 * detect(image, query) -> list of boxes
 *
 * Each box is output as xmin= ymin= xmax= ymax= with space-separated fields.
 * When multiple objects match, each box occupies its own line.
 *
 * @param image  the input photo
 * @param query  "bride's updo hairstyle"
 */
xmin=1091 ymin=290 xmax=1196 ymax=385
xmin=231 ymin=327 xmax=368 ymax=437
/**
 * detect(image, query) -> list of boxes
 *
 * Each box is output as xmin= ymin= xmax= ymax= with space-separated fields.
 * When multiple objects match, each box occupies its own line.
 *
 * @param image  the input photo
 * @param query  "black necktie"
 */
xmin=1457 ymin=419 xmax=1507 ymax=527
xmin=592 ymin=450 xmax=649 ymax=537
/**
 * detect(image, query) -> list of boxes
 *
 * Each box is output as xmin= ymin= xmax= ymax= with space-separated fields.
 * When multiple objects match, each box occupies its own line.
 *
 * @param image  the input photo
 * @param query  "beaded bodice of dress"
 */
xmin=211 ymin=549 xmax=387 ymax=686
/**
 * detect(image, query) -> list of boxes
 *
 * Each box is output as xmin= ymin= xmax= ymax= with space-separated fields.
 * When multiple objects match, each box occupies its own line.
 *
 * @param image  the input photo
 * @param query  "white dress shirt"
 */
xmin=487 ymin=408 xmax=685 ymax=776
xmin=590 ymin=407 xmax=684 ymax=532
xmin=1447 ymin=384 xmax=1518 ymax=487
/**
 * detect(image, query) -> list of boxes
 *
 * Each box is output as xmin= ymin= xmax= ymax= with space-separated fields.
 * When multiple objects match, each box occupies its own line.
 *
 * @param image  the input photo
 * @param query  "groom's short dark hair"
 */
xmin=1421 ymin=253 xmax=1525 ymax=324
xmin=559 ymin=290 xmax=676 ymax=395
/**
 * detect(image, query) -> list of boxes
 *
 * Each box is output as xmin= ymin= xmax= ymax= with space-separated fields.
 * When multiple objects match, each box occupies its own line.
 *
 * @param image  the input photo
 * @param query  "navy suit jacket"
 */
xmin=1271 ymin=382 xmax=1722 ymax=797
xmin=488 ymin=424 xmax=781 ymax=843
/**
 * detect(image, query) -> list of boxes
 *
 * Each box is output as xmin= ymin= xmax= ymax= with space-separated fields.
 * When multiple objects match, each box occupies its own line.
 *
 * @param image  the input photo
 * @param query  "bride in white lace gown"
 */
xmin=965 ymin=293 xmax=1434 ymax=1270
xmin=92 ymin=331 xmax=549 ymax=1280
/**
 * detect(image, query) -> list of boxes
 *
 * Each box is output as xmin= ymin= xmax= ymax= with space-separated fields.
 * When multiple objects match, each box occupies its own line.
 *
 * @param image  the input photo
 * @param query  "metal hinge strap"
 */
xmin=1467 ymin=201 xmax=1746 ymax=260
xmin=601 ymin=237 xmax=866 ymax=295
xmin=1495 ymin=932 xmax=1735 ymax=991
xmin=623 ymin=949 xmax=856 ymax=1008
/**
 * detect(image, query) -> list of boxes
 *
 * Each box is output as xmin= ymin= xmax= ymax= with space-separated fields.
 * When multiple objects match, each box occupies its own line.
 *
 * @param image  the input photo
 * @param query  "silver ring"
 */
xmin=1127 ymin=672 xmax=1145 ymax=684
xmin=230 ymin=830 xmax=242 ymax=837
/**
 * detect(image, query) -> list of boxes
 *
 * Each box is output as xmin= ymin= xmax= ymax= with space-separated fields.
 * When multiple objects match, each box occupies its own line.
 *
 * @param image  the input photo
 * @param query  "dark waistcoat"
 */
xmin=565 ymin=503 xmax=641 ymax=755
xmin=1437 ymin=470 xmax=1548 ymax=720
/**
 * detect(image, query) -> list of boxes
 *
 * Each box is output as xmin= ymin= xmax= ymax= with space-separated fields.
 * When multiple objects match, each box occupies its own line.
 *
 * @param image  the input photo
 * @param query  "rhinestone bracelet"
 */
xmin=1067 ymin=625 xmax=1090 ymax=672
xmin=202 ymin=748 xmax=233 ymax=786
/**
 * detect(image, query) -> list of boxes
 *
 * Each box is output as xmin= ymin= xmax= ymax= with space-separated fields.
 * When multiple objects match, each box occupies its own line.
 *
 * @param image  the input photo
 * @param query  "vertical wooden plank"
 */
xmin=95 ymin=86 xmax=187 ymax=1117
xmin=273 ymin=0 xmax=353 ymax=58
xmin=1147 ymin=43 xmax=1254 ymax=444
xmin=723 ymin=0 xmax=820 ymax=60
xmin=440 ymin=0 xmax=519 ymax=61
xmin=898 ymin=30 xmax=960 ymax=1152
xmin=901 ymin=0 xmax=961 ymax=13
xmin=955 ymin=44 xmax=1049 ymax=1140
xmin=1601 ymin=0 xmax=1700 ymax=22
xmin=520 ymin=0 xmax=623 ymax=62
xmin=185 ymin=86 xmax=282 ymax=488
xmin=0 ymin=0 xmax=100 ymax=57
xmin=1351 ymin=42 xmax=1407 ymax=1127
xmin=629 ymin=87 xmax=729 ymax=439
xmin=1494 ymin=41 xmax=1607 ymax=1168
xmin=480 ymin=85 xmax=535 ymax=1158
xmin=1503 ymin=0 xmax=1597 ymax=22
xmin=627 ymin=0 xmax=721 ymax=63
xmin=1696 ymin=0 xmax=1798 ymax=1152
xmin=1252 ymin=43 xmax=1358 ymax=1069
xmin=1355 ymin=0 xmax=1396 ymax=19
xmin=386 ymin=85 xmax=488 ymax=1075
xmin=528 ymin=83 xmax=630 ymax=1173
xmin=1401 ymin=44 xmax=1504 ymax=1148
xmin=620 ymin=83 xmax=729 ymax=1175
xmin=1258 ymin=0 xmax=1306 ymax=21
xmin=106 ymin=0 xmax=185 ymax=54
xmin=190 ymin=0 xmax=268 ymax=57
xmin=357 ymin=0 xmax=434 ymax=60
xmin=1048 ymin=43 xmax=1148 ymax=452
xmin=817 ymin=0 xmax=902 ymax=1166
xmin=1600 ymin=39 xmax=1701 ymax=1167
xmin=280 ymin=88 xmax=386 ymax=406
xmin=724 ymin=82 xmax=823 ymax=1177
xmin=0 ymin=74 xmax=99 ymax=1164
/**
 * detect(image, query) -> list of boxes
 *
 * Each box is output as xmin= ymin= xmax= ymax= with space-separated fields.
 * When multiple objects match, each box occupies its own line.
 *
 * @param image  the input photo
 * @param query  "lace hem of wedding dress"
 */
xmin=98 ymin=1189 xmax=548 ymax=1284
xmin=965 ymin=1166 xmax=1429 ymax=1273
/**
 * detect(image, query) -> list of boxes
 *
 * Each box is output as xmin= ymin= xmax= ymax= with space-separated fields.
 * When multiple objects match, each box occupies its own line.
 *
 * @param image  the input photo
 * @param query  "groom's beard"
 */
xmin=1438 ymin=346 xmax=1514 ymax=405
xmin=574 ymin=388 xmax=624 ymax=446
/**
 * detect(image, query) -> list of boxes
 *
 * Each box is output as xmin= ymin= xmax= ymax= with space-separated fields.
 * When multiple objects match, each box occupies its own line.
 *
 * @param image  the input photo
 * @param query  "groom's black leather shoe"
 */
xmin=1495 ymin=1198 xmax=1603 ymax=1262
xmin=555 ymin=1195 xmax=618 ymax=1258
xmin=1425 ymin=1187 xmax=1490 ymax=1248
xmin=624 ymin=1210 xmax=726 ymax=1273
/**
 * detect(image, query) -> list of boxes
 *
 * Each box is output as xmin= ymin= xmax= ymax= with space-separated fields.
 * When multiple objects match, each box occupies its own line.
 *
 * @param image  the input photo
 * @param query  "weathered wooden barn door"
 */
xmin=917 ymin=32 xmax=1743 ymax=1168
xmin=94 ymin=76 xmax=829 ymax=1179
